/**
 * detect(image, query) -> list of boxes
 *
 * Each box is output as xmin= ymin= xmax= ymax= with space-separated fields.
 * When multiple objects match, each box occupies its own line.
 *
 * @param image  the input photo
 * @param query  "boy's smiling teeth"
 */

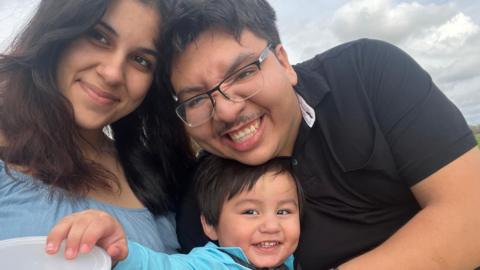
xmin=229 ymin=120 xmax=260 ymax=142
xmin=255 ymin=241 xmax=279 ymax=248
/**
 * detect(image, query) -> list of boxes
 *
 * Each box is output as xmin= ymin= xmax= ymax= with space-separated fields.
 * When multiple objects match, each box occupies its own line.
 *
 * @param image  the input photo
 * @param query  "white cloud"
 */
xmin=273 ymin=0 xmax=480 ymax=124
xmin=405 ymin=13 xmax=479 ymax=56
xmin=331 ymin=0 xmax=457 ymax=44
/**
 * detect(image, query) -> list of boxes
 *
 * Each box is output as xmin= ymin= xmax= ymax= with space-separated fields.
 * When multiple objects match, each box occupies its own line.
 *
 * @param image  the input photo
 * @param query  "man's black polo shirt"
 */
xmin=176 ymin=39 xmax=477 ymax=270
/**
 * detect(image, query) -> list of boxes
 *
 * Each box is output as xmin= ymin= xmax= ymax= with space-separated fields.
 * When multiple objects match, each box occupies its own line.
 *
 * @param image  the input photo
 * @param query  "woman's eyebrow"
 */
xmin=97 ymin=21 xmax=158 ymax=57
xmin=97 ymin=21 xmax=117 ymax=36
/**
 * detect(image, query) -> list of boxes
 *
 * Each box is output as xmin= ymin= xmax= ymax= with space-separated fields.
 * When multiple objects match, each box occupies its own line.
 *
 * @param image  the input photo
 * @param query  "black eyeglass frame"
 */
xmin=173 ymin=43 xmax=272 ymax=127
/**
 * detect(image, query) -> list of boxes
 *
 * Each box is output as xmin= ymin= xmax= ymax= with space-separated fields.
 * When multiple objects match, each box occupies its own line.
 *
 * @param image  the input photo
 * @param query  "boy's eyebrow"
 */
xmin=278 ymin=199 xmax=299 ymax=208
xmin=234 ymin=198 xmax=262 ymax=206
xmin=234 ymin=198 xmax=298 ymax=207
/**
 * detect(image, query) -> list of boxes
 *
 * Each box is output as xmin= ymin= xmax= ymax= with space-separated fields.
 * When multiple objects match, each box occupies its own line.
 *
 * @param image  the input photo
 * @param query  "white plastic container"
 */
xmin=0 ymin=236 xmax=111 ymax=270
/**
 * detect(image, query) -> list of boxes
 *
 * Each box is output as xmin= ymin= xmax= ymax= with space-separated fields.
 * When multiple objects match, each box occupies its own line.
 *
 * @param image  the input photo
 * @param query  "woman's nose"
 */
xmin=96 ymin=53 xmax=125 ymax=86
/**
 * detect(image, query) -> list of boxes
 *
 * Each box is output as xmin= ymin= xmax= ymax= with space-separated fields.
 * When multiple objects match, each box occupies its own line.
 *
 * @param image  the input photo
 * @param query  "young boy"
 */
xmin=46 ymin=156 xmax=304 ymax=270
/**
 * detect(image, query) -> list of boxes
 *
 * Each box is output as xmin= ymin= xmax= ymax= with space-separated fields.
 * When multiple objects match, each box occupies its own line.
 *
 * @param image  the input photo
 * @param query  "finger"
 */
xmin=63 ymin=214 xmax=95 ymax=259
xmin=77 ymin=213 xmax=116 ymax=254
xmin=46 ymin=216 xmax=75 ymax=254
xmin=106 ymin=238 xmax=128 ymax=262
xmin=87 ymin=214 xmax=128 ymax=260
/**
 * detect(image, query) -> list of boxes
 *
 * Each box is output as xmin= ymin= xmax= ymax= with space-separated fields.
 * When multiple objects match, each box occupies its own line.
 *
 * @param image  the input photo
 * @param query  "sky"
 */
xmin=1 ymin=0 xmax=479 ymax=125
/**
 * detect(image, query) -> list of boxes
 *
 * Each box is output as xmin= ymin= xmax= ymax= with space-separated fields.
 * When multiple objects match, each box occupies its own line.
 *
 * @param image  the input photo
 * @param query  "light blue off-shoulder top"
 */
xmin=0 ymin=160 xmax=179 ymax=254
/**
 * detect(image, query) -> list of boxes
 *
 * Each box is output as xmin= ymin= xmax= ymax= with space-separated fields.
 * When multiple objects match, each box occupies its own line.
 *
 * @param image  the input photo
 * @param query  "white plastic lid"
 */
xmin=0 ymin=236 xmax=111 ymax=270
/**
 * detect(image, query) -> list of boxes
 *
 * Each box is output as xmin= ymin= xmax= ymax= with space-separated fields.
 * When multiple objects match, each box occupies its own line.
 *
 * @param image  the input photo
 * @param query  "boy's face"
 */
xmin=170 ymin=29 xmax=302 ymax=165
xmin=201 ymin=172 xmax=300 ymax=268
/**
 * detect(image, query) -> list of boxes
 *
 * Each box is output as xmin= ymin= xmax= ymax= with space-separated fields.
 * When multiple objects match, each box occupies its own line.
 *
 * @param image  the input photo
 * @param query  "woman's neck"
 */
xmin=78 ymin=128 xmax=145 ymax=209
xmin=78 ymin=128 xmax=115 ymax=159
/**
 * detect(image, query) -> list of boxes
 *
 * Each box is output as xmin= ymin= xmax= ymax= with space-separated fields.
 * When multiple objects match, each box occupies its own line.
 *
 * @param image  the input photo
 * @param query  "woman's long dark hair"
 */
xmin=0 ymin=0 xmax=194 ymax=215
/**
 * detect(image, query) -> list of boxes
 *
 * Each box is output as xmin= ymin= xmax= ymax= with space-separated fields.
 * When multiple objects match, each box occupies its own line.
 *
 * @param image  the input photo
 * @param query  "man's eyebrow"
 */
xmin=223 ymin=50 xmax=257 ymax=78
xmin=177 ymin=86 xmax=206 ymax=99
xmin=176 ymin=50 xmax=257 ymax=96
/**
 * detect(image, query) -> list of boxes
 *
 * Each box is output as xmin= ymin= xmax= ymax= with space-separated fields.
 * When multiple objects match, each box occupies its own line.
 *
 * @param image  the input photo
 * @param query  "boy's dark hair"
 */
xmin=0 ymin=0 xmax=194 ymax=215
xmin=160 ymin=0 xmax=281 ymax=84
xmin=196 ymin=155 xmax=304 ymax=227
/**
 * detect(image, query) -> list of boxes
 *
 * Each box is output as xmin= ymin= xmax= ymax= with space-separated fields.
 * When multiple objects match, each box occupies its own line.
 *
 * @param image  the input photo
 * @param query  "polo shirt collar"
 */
xmin=291 ymin=63 xmax=331 ymax=154
xmin=293 ymin=63 xmax=331 ymax=109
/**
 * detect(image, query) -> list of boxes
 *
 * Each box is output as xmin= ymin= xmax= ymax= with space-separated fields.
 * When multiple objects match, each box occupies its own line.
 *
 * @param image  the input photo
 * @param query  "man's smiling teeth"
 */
xmin=229 ymin=120 xmax=260 ymax=142
xmin=255 ymin=241 xmax=279 ymax=248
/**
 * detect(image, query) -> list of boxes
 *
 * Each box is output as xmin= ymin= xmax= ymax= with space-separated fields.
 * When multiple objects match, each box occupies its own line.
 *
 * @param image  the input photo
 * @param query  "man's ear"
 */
xmin=273 ymin=44 xmax=298 ymax=86
xmin=201 ymin=215 xmax=218 ymax=241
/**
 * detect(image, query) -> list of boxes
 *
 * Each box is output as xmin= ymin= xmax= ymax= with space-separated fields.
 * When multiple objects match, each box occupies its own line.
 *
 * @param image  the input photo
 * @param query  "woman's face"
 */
xmin=56 ymin=0 xmax=160 ymax=133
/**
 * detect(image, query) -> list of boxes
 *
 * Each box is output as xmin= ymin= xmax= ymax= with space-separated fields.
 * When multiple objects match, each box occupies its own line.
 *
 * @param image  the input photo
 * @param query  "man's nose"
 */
xmin=212 ymin=93 xmax=246 ymax=123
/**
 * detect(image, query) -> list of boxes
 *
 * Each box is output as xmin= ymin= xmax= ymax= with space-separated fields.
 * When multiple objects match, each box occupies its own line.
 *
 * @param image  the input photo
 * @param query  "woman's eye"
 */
xmin=88 ymin=29 xmax=109 ymax=46
xmin=277 ymin=209 xmax=290 ymax=215
xmin=132 ymin=55 xmax=152 ymax=69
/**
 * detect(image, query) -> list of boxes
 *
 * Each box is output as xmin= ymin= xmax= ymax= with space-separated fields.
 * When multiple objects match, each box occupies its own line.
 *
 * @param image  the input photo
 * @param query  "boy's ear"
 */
xmin=273 ymin=43 xmax=298 ymax=86
xmin=200 ymin=215 xmax=218 ymax=241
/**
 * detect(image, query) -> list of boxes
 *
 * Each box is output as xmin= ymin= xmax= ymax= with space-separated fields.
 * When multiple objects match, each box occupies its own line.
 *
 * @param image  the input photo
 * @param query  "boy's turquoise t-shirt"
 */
xmin=0 ymin=160 xmax=179 ymax=253
xmin=115 ymin=241 xmax=295 ymax=270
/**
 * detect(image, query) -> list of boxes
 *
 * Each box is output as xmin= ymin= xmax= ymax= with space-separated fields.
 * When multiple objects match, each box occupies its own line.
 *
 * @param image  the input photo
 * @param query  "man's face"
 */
xmin=170 ymin=29 xmax=302 ymax=165
xmin=201 ymin=172 xmax=300 ymax=268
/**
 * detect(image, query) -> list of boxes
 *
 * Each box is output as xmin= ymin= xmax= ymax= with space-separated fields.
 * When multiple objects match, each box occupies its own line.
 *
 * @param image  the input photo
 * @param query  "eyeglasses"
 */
xmin=173 ymin=44 xmax=272 ymax=127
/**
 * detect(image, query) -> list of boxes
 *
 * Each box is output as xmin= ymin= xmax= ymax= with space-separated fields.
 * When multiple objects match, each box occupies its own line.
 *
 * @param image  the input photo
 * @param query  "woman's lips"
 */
xmin=79 ymin=81 xmax=120 ymax=105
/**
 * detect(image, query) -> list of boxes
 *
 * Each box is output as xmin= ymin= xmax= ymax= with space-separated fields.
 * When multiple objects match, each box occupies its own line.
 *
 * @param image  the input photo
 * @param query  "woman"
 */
xmin=0 ymin=0 xmax=194 ymax=254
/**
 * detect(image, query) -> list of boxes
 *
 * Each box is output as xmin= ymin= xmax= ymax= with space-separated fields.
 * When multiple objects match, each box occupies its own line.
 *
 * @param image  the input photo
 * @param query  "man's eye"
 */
xmin=233 ymin=65 xmax=258 ymax=81
xmin=185 ymin=95 xmax=209 ymax=109
xmin=242 ymin=209 xmax=259 ymax=215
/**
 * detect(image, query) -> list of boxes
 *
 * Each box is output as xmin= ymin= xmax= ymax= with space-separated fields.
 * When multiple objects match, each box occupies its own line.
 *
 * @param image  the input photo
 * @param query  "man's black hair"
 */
xmin=160 ymin=0 xmax=281 ymax=87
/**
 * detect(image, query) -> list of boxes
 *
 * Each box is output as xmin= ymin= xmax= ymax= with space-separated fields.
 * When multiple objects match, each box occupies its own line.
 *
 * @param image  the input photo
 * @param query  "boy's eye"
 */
xmin=277 ymin=209 xmax=290 ymax=215
xmin=242 ymin=209 xmax=259 ymax=215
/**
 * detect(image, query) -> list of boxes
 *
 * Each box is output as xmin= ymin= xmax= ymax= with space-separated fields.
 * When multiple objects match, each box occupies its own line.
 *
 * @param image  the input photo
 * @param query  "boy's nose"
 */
xmin=259 ymin=218 xmax=281 ymax=233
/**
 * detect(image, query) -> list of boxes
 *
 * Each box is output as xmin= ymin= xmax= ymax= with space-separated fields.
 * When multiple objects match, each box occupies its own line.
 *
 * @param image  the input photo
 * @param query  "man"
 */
xmin=161 ymin=0 xmax=480 ymax=269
